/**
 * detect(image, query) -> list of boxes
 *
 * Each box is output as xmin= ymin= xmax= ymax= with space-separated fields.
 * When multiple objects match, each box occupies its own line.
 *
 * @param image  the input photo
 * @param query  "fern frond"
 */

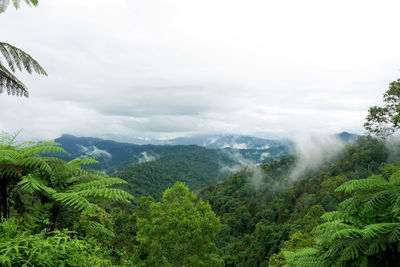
xmin=363 ymin=190 xmax=395 ymax=214
xmin=312 ymin=221 xmax=353 ymax=237
xmin=366 ymin=239 xmax=387 ymax=255
xmin=337 ymin=239 xmax=369 ymax=262
xmin=332 ymin=228 xmax=363 ymax=240
xmin=284 ymin=247 xmax=320 ymax=267
xmin=0 ymin=166 xmax=22 ymax=178
xmin=67 ymin=157 xmax=99 ymax=168
xmin=339 ymin=197 xmax=362 ymax=214
xmin=20 ymin=142 xmax=66 ymax=156
xmin=52 ymin=193 xmax=95 ymax=215
xmin=40 ymin=157 xmax=67 ymax=164
xmin=321 ymin=211 xmax=364 ymax=227
xmin=0 ymin=63 xmax=27 ymax=96
xmin=76 ymin=188 xmax=133 ymax=201
xmin=18 ymin=174 xmax=56 ymax=196
xmin=0 ymin=130 xmax=21 ymax=146
xmin=18 ymin=157 xmax=51 ymax=173
xmin=335 ymin=176 xmax=392 ymax=193
xmin=86 ymin=221 xmax=116 ymax=238
xmin=362 ymin=223 xmax=400 ymax=239
xmin=67 ymin=177 xmax=127 ymax=192
xmin=0 ymin=149 xmax=19 ymax=164
xmin=0 ymin=42 xmax=46 ymax=75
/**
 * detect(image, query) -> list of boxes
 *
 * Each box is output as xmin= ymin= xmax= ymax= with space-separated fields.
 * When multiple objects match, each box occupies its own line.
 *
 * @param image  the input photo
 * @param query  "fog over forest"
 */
xmin=2 ymin=1 xmax=400 ymax=267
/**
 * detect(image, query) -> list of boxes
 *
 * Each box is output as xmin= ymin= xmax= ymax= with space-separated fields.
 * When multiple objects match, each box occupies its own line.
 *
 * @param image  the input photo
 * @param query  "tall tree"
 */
xmin=134 ymin=182 xmax=223 ymax=267
xmin=364 ymin=78 xmax=400 ymax=137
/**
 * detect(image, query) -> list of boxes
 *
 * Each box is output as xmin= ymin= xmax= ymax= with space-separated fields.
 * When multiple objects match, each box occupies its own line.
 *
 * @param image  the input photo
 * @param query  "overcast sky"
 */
xmin=1 ymin=0 xmax=400 ymax=142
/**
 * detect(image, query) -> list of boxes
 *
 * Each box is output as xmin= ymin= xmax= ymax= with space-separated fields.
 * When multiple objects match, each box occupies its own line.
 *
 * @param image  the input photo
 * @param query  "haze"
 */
xmin=1 ymin=0 xmax=400 ymax=142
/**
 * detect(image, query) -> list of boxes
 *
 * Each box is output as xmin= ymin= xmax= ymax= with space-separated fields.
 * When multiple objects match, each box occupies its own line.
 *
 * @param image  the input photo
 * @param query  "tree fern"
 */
xmin=0 ymin=1 xmax=46 ymax=97
xmin=16 ymin=155 xmax=133 ymax=225
xmin=67 ymin=177 xmax=127 ymax=191
xmin=287 ymin=167 xmax=400 ymax=266
xmin=52 ymin=192 xmax=95 ymax=215
xmin=17 ymin=174 xmax=55 ymax=196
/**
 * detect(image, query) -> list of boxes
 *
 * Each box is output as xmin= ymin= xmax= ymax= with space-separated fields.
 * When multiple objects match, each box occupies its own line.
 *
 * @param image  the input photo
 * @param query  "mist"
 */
xmin=289 ymin=135 xmax=347 ymax=182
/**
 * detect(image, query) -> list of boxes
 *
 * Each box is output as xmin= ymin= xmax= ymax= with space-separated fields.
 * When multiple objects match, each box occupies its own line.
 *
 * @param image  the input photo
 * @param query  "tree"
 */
xmin=364 ymin=78 xmax=400 ymax=137
xmin=134 ymin=182 xmax=223 ymax=267
xmin=269 ymin=231 xmax=314 ymax=267
xmin=16 ymin=156 xmax=134 ymax=230
xmin=0 ymin=131 xmax=65 ymax=221
xmin=287 ymin=169 xmax=400 ymax=266
xmin=0 ymin=131 xmax=133 ymax=232
xmin=0 ymin=0 xmax=46 ymax=97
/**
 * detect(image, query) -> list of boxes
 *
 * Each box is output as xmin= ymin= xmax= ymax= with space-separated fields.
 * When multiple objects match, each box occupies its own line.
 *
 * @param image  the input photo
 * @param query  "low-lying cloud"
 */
xmin=289 ymin=135 xmax=346 ymax=182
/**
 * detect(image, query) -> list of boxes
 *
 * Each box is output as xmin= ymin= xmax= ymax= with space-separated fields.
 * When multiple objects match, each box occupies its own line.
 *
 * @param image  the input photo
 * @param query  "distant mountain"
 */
xmin=159 ymin=134 xmax=294 ymax=162
xmin=54 ymin=134 xmax=294 ymax=168
xmin=52 ymin=133 xmax=358 ymax=199
xmin=54 ymin=134 xmax=156 ymax=171
xmin=53 ymin=135 xmax=237 ymax=199
xmin=335 ymin=132 xmax=359 ymax=143
xmin=54 ymin=133 xmax=357 ymax=168
xmin=162 ymin=134 xmax=283 ymax=149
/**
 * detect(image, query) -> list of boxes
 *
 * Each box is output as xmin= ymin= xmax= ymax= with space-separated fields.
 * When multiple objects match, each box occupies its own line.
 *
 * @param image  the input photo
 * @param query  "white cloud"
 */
xmin=1 ymin=0 xmax=400 ymax=141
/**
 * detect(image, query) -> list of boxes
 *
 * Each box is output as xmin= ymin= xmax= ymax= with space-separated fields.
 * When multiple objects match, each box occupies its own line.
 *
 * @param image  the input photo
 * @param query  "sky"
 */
xmin=1 ymin=0 xmax=400 ymax=142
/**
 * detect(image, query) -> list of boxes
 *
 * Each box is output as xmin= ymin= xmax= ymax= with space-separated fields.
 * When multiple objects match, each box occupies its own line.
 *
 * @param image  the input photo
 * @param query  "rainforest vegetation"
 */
xmin=2 ymin=79 xmax=400 ymax=265
xmin=2 ymin=1 xmax=400 ymax=266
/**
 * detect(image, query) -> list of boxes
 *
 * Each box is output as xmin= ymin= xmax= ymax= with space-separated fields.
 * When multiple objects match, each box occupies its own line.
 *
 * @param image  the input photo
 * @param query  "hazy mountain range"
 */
xmin=53 ymin=132 xmax=357 ymax=169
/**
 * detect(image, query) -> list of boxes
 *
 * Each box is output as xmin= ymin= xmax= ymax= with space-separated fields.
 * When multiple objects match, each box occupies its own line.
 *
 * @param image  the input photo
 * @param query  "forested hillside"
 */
xmin=113 ymin=145 xmax=235 ymax=200
xmin=2 ymin=1 xmax=400 ymax=266
xmin=200 ymin=136 xmax=392 ymax=266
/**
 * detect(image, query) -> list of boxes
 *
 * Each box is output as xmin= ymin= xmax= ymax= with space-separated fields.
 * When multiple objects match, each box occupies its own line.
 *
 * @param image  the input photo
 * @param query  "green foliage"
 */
xmin=0 ymin=42 xmax=47 ymax=97
xmin=0 ymin=132 xmax=67 ymax=221
xmin=115 ymin=145 xmax=234 ymax=200
xmin=288 ymin=168 xmax=400 ymax=266
xmin=0 ymin=219 xmax=112 ymax=267
xmin=0 ymin=134 xmax=135 ymax=265
xmin=364 ymin=78 xmax=400 ymax=137
xmin=269 ymin=232 xmax=314 ymax=267
xmin=200 ymin=136 xmax=389 ymax=266
xmin=134 ymin=182 xmax=223 ymax=266
xmin=0 ymin=0 xmax=46 ymax=97
xmin=16 ymin=155 xmax=133 ymax=229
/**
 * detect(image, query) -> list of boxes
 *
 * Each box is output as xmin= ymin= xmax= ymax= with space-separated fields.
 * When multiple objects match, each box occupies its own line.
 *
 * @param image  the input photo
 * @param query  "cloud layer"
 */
xmin=1 ymin=0 xmax=400 ymax=141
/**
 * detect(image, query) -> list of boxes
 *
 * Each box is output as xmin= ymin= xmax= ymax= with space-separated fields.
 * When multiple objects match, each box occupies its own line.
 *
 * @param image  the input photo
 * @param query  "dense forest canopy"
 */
xmin=2 ymin=1 xmax=400 ymax=266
